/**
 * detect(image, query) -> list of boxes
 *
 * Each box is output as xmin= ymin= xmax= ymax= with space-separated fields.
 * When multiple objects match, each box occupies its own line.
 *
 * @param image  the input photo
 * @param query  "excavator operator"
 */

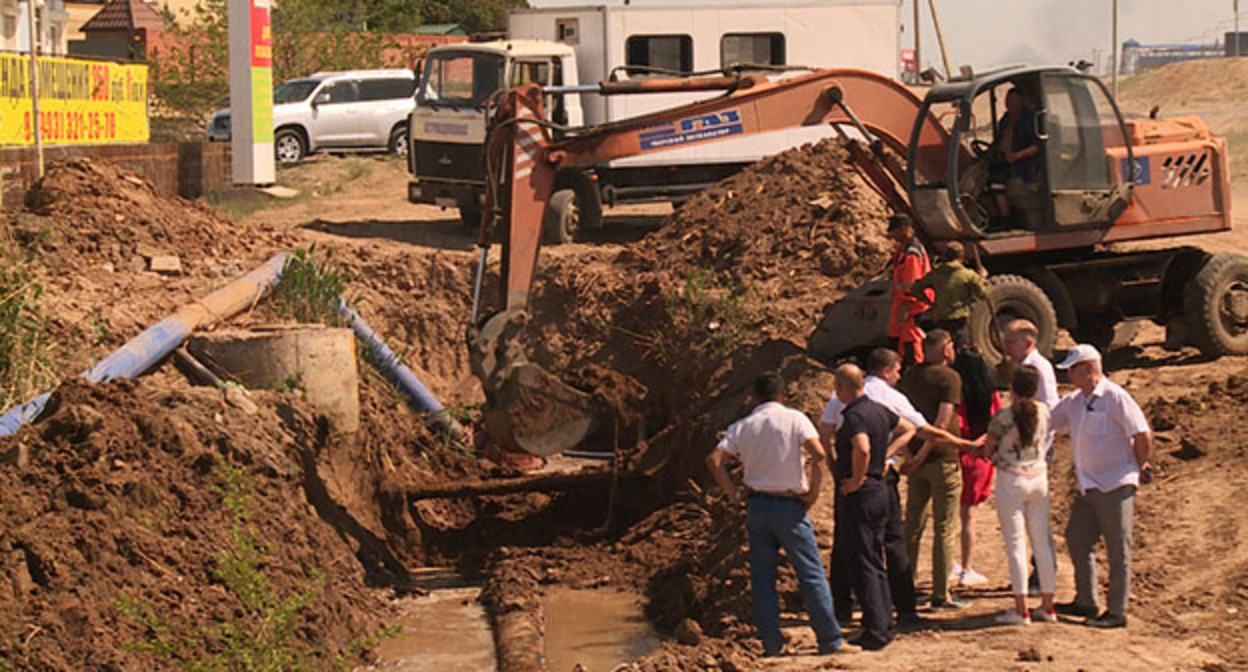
xmin=988 ymin=88 xmax=1042 ymax=227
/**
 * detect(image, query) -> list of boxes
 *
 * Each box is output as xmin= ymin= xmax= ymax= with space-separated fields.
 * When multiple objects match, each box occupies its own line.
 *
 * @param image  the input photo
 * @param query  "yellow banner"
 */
xmin=0 ymin=53 xmax=148 ymax=145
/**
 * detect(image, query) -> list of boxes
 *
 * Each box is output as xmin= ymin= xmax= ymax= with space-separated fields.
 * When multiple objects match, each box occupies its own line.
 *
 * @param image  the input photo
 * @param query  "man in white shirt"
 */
xmin=1050 ymin=345 xmax=1152 ymax=629
xmin=819 ymin=349 xmax=975 ymax=625
xmin=707 ymin=372 xmax=857 ymax=656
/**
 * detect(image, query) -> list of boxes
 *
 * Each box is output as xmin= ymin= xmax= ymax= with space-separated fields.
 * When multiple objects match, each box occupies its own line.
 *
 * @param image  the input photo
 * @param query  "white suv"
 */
xmin=206 ymin=69 xmax=416 ymax=163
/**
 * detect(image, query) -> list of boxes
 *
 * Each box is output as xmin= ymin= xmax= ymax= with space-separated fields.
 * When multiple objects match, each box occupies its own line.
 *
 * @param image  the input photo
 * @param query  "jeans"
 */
xmin=995 ymin=470 xmax=1056 ymax=596
xmin=905 ymin=459 xmax=963 ymax=603
xmin=1066 ymin=485 xmax=1135 ymax=616
xmin=747 ymin=495 xmax=845 ymax=654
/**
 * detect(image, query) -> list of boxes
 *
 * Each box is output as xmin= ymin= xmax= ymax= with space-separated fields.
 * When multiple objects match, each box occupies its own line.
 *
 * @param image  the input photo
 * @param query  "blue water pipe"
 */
xmin=0 ymin=252 xmax=464 ymax=444
xmin=0 ymin=252 xmax=289 ymax=436
xmin=339 ymin=298 xmax=466 ymax=442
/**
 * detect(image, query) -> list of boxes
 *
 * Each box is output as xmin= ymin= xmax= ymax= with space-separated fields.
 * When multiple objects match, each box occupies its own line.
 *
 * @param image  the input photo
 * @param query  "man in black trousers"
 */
xmin=828 ymin=363 xmax=917 ymax=650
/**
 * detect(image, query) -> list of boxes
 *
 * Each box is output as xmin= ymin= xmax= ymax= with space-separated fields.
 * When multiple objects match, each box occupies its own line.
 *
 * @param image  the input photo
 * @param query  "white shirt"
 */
xmin=1051 ymin=377 xmax=1151 ymax=493
xmin=820 ymin=375 xmax=927 ymax=430
xmin=1022 ymin=348 xmax=1059 ymax=459
xmin=1023 ymin=348 xmax=1059 ymax=409
xmin=717 ymin=401 xmax=819 ymax=494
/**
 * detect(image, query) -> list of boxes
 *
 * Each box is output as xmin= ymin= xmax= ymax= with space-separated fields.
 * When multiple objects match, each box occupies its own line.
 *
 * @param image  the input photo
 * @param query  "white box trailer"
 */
xmin=407 ymin=1 xmax=901 ymax=239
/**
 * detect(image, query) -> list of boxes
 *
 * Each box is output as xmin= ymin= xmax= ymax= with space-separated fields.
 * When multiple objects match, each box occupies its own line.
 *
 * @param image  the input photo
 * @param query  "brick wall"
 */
xmin=0 ymin=142 xmax=232 ymax=210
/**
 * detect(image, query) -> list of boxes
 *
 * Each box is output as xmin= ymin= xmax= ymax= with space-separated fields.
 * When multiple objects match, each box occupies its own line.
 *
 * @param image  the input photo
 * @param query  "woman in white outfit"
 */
xmin=983 ymin=365 xmax=1057 ymax=625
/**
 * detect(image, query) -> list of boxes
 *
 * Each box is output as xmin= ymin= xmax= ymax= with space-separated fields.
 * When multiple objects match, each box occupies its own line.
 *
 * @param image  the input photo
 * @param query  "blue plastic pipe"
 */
xmin=0 ymin=252 xmax=288 ymax=436
xmin=339 ymin=298 xmax=466 ymax=442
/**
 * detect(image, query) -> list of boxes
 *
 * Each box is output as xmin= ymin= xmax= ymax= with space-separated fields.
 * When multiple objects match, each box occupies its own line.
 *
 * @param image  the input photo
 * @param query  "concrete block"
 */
xmin=149 ymin=255 xmax=182 ymax=274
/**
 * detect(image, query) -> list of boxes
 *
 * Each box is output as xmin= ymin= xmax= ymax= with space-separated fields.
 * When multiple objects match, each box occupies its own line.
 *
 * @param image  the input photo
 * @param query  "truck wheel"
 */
xmin=970 ymin=274 xmax=1058 ymax=365
xmin=274 ymin=128 xmax=306 ymax=164
xmin=575 ymin=181 xmax=604 ymax=230
xmin=1185 ymin=253 xmax=1248 ymax=357
xmin=542 ymin=189 xmax=579 ymax=244
xmin=459 ymin=204 xmax=483 ymax=230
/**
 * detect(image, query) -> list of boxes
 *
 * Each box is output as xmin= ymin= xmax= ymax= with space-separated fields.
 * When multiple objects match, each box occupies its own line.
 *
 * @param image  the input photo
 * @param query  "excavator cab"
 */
xmin=907 ymin=66 xmax=1135 ymax=243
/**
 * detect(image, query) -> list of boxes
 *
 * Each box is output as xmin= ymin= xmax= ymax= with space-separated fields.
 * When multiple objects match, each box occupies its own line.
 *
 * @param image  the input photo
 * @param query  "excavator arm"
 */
xmin=471 ymin=68 xmax=955 ymax=456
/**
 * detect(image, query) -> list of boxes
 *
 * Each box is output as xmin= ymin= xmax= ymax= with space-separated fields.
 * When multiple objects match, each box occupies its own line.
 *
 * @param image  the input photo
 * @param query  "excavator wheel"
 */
xmin=1185 ymin=253 xmax=1248 ymax=357
xmin=970 ymin=274 xmax=1058 ymax=366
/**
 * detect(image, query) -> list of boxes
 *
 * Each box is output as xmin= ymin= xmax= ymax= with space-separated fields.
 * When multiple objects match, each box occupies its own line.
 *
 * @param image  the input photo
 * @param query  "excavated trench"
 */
xmin=0 ymin=142 xmax=893 ymax=670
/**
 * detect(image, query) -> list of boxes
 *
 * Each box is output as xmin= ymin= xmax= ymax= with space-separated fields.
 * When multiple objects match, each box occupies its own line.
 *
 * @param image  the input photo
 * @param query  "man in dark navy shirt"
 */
xmin=830 ymin=364 xmax=917 ymax=650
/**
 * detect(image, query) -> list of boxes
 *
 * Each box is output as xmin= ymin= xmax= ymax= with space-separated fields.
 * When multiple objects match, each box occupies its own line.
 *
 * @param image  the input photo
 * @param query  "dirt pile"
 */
xmin=637 ymin=140 xmax=892 ymax=296
xmin=0 ymin=371 xmax=498 ymax=670
xmin=1118 ymin=57 xmax=1248 ymax=112
xmin=1132 ymin=370 xmax=1248 ymax=668
xmin=15 ymin=159 xmax=289 ymax=273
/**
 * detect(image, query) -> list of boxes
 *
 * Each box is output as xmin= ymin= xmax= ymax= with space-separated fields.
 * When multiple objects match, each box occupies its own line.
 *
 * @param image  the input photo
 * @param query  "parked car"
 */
xmin=207 ymin=69 xmax=416 ymax=163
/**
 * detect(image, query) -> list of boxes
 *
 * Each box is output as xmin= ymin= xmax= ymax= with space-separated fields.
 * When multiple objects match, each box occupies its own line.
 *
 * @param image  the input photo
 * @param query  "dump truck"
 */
xmin=408 ymin=0 xmax=901 ymax=242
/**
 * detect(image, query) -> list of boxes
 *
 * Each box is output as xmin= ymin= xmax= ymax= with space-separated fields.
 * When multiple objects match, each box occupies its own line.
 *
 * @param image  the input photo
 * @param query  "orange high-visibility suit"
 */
xmin=888 ymin=237 xmax=931 ymax=364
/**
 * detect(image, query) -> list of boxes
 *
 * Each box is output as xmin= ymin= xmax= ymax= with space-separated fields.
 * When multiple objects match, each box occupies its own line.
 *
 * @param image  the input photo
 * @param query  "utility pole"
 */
xmin=1236 ymin=0 xmax=1241 ymax=57
xmin=913 ymin=0 xmax=921 ymax=81
xmin=26 ymin=0 xmax=43 ymax=179
xmin=927 ymin=0 xmax=952 ymax=79
xmin=1111 ymin=0 xmax=1119 ymax=99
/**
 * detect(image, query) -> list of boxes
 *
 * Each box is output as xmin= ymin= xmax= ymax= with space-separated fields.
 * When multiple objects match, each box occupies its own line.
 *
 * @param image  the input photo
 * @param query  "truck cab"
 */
xmin=408 ymin=41 xmax=581 ymax=228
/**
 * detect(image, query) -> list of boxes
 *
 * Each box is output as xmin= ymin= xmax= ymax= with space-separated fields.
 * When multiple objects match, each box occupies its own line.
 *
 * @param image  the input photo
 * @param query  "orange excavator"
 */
xmin=468 ymin=66 xmax=1246 ymax=457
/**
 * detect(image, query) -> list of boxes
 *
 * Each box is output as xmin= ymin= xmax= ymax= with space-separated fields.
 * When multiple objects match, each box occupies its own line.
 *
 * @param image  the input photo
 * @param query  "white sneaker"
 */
xmin=1034 ymin=609 xmax=1058 ymax=623
xmin=960 ymin=568 xmax=989 ymax=586
xmin=948 ymin=563 xmax=964 ymax=583
xmin=995 ymin=610 xmax=1031 ymax=626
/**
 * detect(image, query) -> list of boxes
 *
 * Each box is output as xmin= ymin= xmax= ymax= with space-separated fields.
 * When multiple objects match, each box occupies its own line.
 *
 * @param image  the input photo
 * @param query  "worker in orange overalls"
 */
xmin=886 ymin=214 xmax=931 ymax=367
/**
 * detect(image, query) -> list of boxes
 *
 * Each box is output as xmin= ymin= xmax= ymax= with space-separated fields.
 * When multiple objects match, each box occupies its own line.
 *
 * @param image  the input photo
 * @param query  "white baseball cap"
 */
xmin=1056 ymin=344 xmax=1102 ymax=369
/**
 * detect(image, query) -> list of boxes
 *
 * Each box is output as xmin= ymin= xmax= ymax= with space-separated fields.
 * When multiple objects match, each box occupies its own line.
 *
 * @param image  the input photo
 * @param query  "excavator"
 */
xmin=467 ymin=65 xmax=1247 ymax=458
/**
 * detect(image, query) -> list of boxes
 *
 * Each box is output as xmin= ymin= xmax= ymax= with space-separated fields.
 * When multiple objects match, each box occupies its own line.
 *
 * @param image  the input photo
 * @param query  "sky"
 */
xmin=527 ymin=0 xmax=1243 ymax=73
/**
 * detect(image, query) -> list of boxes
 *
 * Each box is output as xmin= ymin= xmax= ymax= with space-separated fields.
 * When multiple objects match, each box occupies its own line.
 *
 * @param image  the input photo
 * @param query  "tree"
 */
xmin=412 ymin=0 xmax=528 ymax=33
xmin=148 ymin=0 xmax=395 ymax=119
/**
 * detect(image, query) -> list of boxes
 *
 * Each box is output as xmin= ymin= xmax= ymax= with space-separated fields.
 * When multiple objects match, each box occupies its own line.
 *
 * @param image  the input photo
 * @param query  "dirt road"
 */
xmin=235 ymin=156 xmax=1248 ymax=671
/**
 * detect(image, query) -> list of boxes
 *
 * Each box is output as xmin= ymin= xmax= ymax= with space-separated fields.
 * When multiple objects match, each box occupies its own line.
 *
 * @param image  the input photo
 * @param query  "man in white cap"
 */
xmin=1051 ymin=344 xmax=1152 ymax=629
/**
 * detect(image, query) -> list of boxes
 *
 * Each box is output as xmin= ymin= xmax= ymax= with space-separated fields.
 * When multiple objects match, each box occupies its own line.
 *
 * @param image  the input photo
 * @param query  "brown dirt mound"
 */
xmin=16 ymin=159 xmax=287 ymax=272
xmin=0 ymin=371 xmax=501 ymax=670
xmin=1132 ymin=370 xmax=1248 ymax=668
xmin=1118 ymin=57 xmax=1248 ymax=112
xmin=0 ymin=378 xmax=387 ymax=669
xmin=637 ymin=140 xmax=892 ymax=294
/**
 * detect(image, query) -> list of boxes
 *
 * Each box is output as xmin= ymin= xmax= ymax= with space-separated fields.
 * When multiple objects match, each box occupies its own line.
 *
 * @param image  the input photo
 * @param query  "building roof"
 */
xmin=81 ymin=0 xmax=167 ymax=34
xmin=412 ymin=23 xmax=468 ymax=36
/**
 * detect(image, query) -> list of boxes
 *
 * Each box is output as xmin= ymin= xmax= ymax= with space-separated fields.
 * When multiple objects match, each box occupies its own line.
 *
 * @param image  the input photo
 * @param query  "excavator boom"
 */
xmin=470 ymin=68 xmax=950 ymax=456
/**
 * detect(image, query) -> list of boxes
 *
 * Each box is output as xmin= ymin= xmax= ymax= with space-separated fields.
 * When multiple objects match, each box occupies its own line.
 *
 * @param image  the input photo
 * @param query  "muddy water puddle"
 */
xmin=543 ymin=587 xmax=660 ymax=672
xmin=367 ymin=570 xmax=496 ymax=671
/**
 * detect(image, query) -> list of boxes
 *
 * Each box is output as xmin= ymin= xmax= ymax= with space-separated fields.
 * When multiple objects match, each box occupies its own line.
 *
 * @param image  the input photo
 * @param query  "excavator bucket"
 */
xmin=470 ymin=309 xmax=600 ymax=457
xmin=808 ymin=276 xmax=893 ymax=362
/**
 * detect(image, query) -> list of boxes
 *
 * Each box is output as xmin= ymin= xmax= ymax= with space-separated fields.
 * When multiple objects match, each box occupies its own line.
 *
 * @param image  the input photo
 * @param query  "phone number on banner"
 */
xmin=23 ymin=110 xmax=120 ymax=143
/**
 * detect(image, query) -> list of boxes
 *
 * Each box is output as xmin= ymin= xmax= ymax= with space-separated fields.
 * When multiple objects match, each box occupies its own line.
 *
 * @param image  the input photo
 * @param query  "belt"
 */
xmin=747 ymin=490 xmax=801 ymax=501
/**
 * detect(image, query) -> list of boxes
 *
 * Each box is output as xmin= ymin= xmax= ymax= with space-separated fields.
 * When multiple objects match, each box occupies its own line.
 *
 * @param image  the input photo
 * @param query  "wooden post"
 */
xmin=913 ymin=0 xmax=921 ymax=81
xmin=26 ymin=0 xmax=43 ymax=179
xmin=1111 ymin=0 xmax=1119 ymax=98
xmin=926 ymin=0 xmax=952 ymax=79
